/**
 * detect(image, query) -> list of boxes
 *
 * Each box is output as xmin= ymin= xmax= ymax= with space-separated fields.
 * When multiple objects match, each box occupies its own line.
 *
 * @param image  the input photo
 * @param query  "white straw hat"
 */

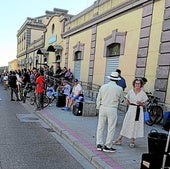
xmin=107 ymin=72 xmax=121 ymax=80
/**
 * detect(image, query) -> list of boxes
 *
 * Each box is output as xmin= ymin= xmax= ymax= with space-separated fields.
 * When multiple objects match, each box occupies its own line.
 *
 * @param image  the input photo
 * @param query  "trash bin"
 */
xmin=148 ymin=129 xmax=169 ymax=154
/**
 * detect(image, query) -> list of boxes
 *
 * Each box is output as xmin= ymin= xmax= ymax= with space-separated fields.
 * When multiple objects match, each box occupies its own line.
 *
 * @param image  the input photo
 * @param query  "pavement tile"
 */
xmin=31 ymin=103 xmax=167 ymax=169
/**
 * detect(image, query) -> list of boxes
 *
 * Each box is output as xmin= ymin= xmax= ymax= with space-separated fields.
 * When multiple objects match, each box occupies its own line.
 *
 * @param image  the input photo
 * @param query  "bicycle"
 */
xmin=47 ymin=92 xmax=59 ymax=106
xmin=145 ymin=92 xmax=163 ymax=126
xmin=29 ymin=91 xmax=50 ymax=109
xmin=20 ymin=83 xmax=34 ymax=103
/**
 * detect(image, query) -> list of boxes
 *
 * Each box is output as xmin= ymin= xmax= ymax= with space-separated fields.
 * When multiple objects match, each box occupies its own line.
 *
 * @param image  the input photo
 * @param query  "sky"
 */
xmin=0 ymin=0 xmax=95 ymax=66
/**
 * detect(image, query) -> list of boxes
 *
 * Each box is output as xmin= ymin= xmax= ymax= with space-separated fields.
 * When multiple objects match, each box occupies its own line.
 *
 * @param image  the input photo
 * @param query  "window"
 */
xmin=52 ymin=24 xmax=55 ymax=34
xmin=56 ymin=55 xmax=61 ymax=62
xmin=106 ymin=43 xmax=120 ymax=57
xmin=74 ymin=51 xmax=82 ymax=60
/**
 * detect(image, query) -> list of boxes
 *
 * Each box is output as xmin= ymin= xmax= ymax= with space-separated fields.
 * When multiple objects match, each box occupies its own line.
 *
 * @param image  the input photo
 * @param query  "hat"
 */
xmin=74 ymin=79 xmax=78 ymax=82
xmin=107 ymin=72 xmax=121 ymax=80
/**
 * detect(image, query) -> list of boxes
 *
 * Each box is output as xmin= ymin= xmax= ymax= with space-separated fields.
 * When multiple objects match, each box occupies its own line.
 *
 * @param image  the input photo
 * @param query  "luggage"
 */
xmin=56 ymin=95 xmax=66 ymax=107
xmin=72 ymin=101 xmax=83 ymax=116
xmin=140 ymin=153 xmax=170 ymax=169
xmin=163 ymin=112 xmax=170 ymax=131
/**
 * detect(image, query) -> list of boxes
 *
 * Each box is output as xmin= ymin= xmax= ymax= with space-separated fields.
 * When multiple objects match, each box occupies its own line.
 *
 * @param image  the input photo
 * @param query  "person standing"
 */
xmin=35 ymin=69 xmax=45 ymax=110
xmin=116 ymin=69 xmax=127 ymax=91
xmin=96 ymin=72 xmax=123 ymax=152
xmin=8 ymin=71 xmax=20 ymax=101
xmin=113 ymin=78 xmax=148 ymax=148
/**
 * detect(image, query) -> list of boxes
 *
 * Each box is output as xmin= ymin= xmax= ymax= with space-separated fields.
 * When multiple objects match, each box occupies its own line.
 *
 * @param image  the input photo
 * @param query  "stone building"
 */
xmin=16 ymin=0 xmax=170 ymax=109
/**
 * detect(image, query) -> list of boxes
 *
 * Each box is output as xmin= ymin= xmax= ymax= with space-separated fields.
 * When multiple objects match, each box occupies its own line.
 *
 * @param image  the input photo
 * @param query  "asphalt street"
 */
xmin=0 ymin=84 xmax=95 ymax=169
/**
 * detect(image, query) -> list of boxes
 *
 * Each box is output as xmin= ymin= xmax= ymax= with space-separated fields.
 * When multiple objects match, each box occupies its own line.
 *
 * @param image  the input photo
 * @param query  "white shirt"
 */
xmin=72 ymin=83 xmax=82 ymax=96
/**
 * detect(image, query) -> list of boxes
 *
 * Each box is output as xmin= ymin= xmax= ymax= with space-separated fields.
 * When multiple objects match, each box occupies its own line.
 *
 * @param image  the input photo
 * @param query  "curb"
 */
xmin=35 ymin=110 xmax=122 ymax=169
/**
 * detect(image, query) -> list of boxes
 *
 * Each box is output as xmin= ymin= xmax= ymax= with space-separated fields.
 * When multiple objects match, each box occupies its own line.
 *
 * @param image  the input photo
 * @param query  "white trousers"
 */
xmin=96 ymin=106 xmax=117 ymax=148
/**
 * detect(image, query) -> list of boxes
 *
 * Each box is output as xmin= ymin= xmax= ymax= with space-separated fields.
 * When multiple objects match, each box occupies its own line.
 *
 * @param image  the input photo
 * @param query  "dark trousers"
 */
xmin=10 ymin=87 xmax=19 ymax=100
xmin=37 ymin=92 xmax=44 ymax=109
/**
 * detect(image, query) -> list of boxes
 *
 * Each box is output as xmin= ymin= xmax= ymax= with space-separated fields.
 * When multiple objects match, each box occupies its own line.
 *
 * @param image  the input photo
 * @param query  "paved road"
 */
xmin=0 ymin=85 xmax=95 ymax=169
xmin=21 ymin=90 xmax=168 ymax=169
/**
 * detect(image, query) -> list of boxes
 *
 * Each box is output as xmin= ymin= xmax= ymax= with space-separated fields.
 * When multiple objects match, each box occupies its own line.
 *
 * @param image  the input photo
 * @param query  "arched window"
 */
xmin=56 ymin=55 xmax=61 ymax=62
xmin=106 ymin=43 xmax=120 ymax=57
xmin=52 ymin=24 xmax=55 ymax=34
xmin=74 ymin=51 xmax=82 ymax=60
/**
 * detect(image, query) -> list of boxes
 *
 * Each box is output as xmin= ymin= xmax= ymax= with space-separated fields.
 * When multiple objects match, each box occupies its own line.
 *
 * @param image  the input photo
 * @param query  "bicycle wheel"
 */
xmin=29 ymin=95 xmax=35 ymax=105
xmin=145 ymin=119 xmax=155 ymax=126
xmin=43 ymin=95 xmax=50 ymax=108
xmin=149 ymin=105 xmax=163 ymax=124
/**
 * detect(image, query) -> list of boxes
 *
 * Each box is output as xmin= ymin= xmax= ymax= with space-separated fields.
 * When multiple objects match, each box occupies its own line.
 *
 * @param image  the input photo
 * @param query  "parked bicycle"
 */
xmin=20 ymin=82 xmax=34 ymax=103
xmin=145 ymin=92 xmax=163 ymax=126
xmin=29 ymin=91 xmax=50 ymax=109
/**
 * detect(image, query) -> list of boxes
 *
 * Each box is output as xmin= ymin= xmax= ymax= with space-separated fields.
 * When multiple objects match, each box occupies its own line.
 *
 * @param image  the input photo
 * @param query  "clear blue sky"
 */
xmin=0 ymin=0 xmax=95 ymax=66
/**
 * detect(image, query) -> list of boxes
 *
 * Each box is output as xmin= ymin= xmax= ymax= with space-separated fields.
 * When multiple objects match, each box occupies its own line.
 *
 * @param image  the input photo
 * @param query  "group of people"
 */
xmin=46 ymin=78 xmax=83 ymax=111
xmin=1 ymin=64 xmax=82 ymax=112
xmin=96 ymin=69 xmax=148 ymax=152
xmin=1 ymin=66 xmax=149 ymax=153
xmin=54 ymin=66 xmax=73 ymax=82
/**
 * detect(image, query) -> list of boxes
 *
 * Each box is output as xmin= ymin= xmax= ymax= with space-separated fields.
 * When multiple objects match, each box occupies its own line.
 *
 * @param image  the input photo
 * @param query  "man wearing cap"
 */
xmin=62 ymin=79 xmax=82 ymax=111
xmin=96 ymin=71 xmax=123 ymax=152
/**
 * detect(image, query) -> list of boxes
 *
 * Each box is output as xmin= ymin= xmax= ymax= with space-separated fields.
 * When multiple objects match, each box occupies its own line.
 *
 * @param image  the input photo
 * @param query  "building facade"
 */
xmin=16 ymin=0 xmax=170 ymax=109
xmin=62 ymin=0 xmax=170 ymax=109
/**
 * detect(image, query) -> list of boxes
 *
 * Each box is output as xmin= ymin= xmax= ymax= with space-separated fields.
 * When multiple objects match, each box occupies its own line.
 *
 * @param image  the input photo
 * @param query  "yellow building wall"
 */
xmin=67 ymin=0 xmax=127 ymax=30
xmin=145 ymin=0 xmax=165 ymax=93
xmin=45 ymin=16 xmax=65 ymax=71
xmin=93 ymin=7 xmax=143 ymax=91
xmin=67 ymin=29 xmax=92 ymax=82
xmin=31 ymin=30 xmax=43 ymax=43
xmin=8 ymin=59 xmax=18 ymax=71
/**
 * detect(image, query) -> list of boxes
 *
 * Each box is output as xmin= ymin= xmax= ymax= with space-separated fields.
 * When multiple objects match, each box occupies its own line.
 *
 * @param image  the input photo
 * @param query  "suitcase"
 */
xmin=56 ymin=95 xmax=66 ymax=107
xmin=72 ymin=101 xmax=83 ymax=116
xmin=140 ymin=153 xmax=170 ymax=169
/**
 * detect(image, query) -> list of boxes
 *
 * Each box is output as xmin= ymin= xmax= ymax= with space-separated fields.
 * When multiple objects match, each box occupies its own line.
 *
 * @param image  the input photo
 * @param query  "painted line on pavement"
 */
xmin=41 ymin=110 xmax=123 ymax=169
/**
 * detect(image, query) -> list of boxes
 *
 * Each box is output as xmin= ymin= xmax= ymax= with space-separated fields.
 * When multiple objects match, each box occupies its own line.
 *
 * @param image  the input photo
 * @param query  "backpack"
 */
xmin=73 ymin=101 xmax=83 ymax=116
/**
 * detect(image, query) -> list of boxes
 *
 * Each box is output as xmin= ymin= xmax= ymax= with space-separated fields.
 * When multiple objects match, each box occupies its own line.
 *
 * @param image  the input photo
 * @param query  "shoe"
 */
xmin=62 ymin=107 xmax=68 ymax=110
xmin=103 ymin=146 xmax=116 ymax=152
xmin=61 ymin=107 xmax=66 ymax=110
xmin=129 ymin=143 xmax=135 ymax=148
xmin=113 ymin=140 xmax=122 ymax=145
xmin=11 ymin=99 xmax=15 ymax=101
xmin=97 ymin=144 xmax=103 ymax=151
xmin=16 ymin=99 xmax=21 ymax=101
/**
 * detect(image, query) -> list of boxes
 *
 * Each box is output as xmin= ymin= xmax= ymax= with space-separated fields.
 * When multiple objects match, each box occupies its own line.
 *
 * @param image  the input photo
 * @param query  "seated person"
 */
xmin=46 ymin=81 xmax=55 ymax=102
xmin=62 ymin=80 xmax=71 ymax=97
xmin=62 ymin=79 xmax=82 ymax=111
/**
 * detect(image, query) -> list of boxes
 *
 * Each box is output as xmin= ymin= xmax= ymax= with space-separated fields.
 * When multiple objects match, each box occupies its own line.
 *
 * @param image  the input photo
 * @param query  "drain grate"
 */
xmin=16 ymin=114 xmax=39 ymax=122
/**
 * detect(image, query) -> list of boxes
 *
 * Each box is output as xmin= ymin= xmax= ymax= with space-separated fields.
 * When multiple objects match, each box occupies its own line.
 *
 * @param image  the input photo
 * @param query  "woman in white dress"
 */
xmin=113 ymin=78 xmax=148 ymax=148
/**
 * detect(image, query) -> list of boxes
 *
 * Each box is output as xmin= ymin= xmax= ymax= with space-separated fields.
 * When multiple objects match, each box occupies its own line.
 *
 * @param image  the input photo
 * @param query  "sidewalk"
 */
xmin=27 ymin=102 xmax=166 ymax=169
